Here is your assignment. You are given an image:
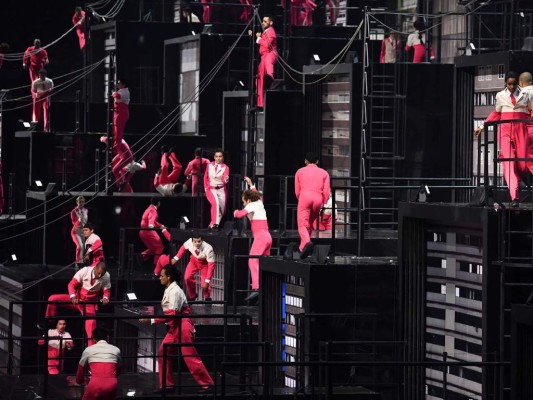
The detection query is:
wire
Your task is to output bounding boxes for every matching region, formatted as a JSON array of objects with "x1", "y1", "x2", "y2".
[
  {"x1": 1, "y1": 60, "x2": 104, "y2": 111},
  {"x1": 2, "y1": 58, "x2": 107, "y2": 93},
  {"x1": 2, "y1": 24, "x2": 78, "y2": 61}
]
